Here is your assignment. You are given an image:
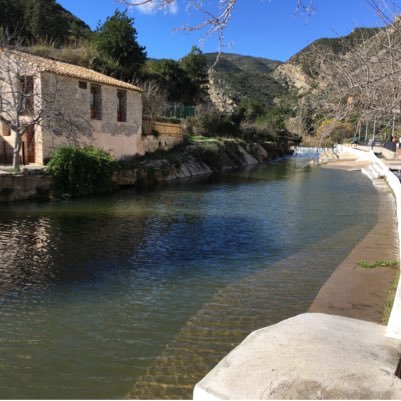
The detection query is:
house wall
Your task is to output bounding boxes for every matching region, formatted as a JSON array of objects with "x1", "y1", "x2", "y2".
[
  {"x1": 40, "y1": 73, "x2": 143, "y2": 162},
  {"x1": 0, "y1": 126, "x2": 15, "y2": 165}
]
